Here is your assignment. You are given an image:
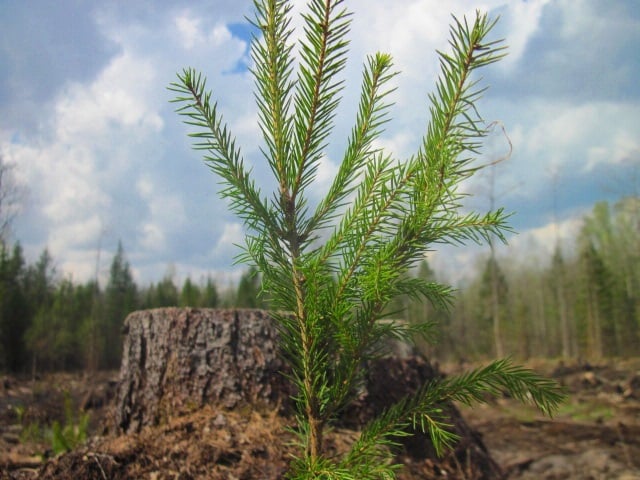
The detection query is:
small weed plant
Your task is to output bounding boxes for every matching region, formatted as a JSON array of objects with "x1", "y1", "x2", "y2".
[
  {"x1": 49, "y1": 392, "x2": 90, "y2": 455},
  {"x1": 171, "y1": 1, "x2": 566, "y2": 477},
  {"x1": 13, "y1": 392, "x2": 89, "y2": 455},
  {"x1": 13, "y1": 404, "x2": 45, "y2": 444}
]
